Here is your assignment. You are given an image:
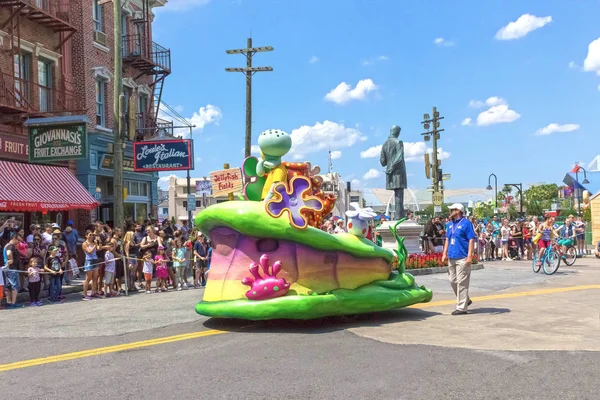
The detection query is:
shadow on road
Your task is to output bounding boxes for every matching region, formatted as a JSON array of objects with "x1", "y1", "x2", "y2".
[
  {"x1": 469, "y1": 307, "x2": 511, "y2": 315},
  {"x1": 203, "y1": 308, "x2": 441, "y2": 334}
]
